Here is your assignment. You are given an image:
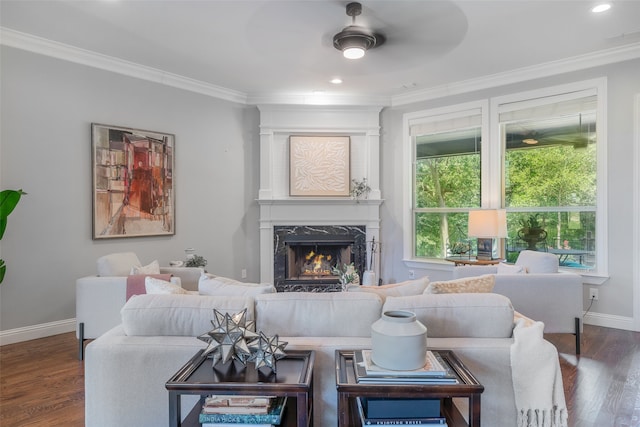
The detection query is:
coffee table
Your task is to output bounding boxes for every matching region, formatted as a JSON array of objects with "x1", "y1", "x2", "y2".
[
  {"x1": 335, "y1": 349, "x2": 484, "y2": 427},
  {"x1": 166, "y1": 349, "x2": 315, "y2": 427}
]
